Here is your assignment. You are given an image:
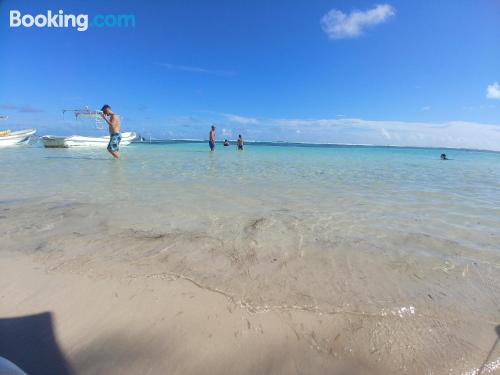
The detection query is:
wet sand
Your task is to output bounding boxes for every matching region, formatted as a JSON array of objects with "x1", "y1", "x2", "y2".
[
  {"x1": 1, "y1": 250, "x2": 497, "y2": 375},
  {"x1": 1, "y1": 200, "x2": 499, "y2": 374},
  {"x1": 1, "y1": 145, "x2": 500, "y2": 374},
  {"x1": 2, "y1": 254, "x2": 378, "y2": 375}
]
